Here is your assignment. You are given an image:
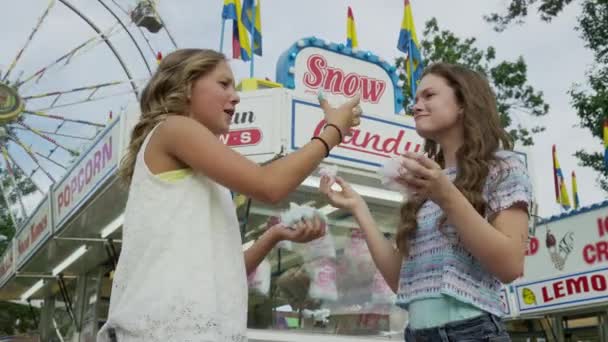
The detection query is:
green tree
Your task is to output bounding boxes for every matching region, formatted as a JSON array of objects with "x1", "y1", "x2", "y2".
[
  {"x1": 485, "y1": 0, "x2": 574, "y2": 32},
  {"x1": 396, "y1": 18, "x2": 549, "y2": 146},
  {"x1": 0, "y1": 165, "x2": 40, "y2": 336},
  {"x1": 0, "y1": 164, "x2": 37, "y2": 255},
  {"x1": 0, "y1": 301, "x2": 39, "y2": 336},
  {"x1": 487, "y1": 0, "x2": 608, "y2": 191}
]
